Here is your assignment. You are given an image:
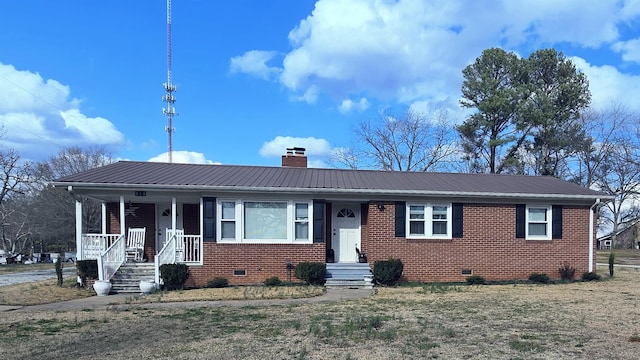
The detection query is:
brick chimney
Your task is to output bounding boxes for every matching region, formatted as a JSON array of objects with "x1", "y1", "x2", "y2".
[{"x1": 282, "y1": 147, "x2": 307, "y2": 168}]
